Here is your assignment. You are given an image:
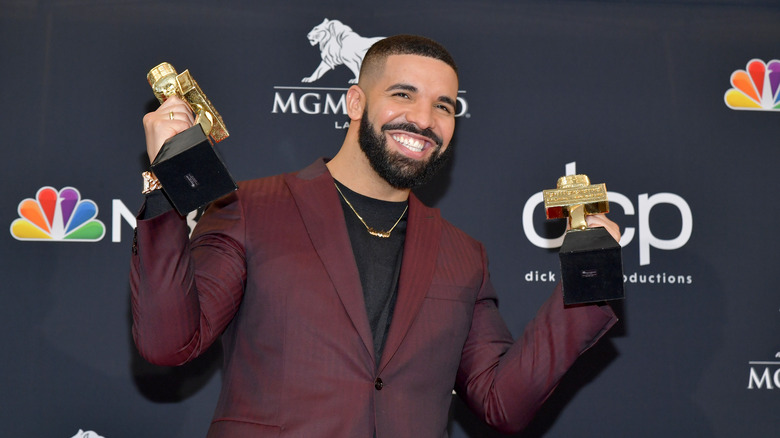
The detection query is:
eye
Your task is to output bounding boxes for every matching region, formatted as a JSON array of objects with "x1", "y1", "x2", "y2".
[
  {"x1": 436, "y1": 103, "x2": 454, "y2": 114},
  {"x1": 393, "y1": 92, "x2": 411, "y2": 99}
]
